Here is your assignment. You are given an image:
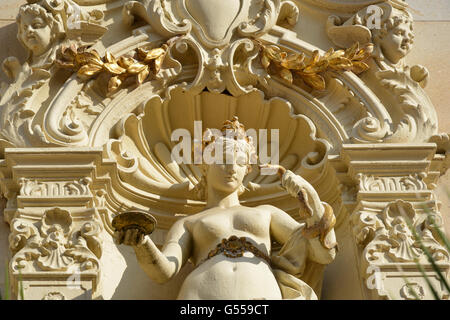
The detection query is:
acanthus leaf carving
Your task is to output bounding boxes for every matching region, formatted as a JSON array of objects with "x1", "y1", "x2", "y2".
[
  {"x1": 376, "y1": 68, "x2": 437, "y2": 143},
  {"x1": 122, "y1": 0, "x2": 192, "y2": 38},
  {"x1": 276, "y1": 1, "x2": 299, "y2": 29}
]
